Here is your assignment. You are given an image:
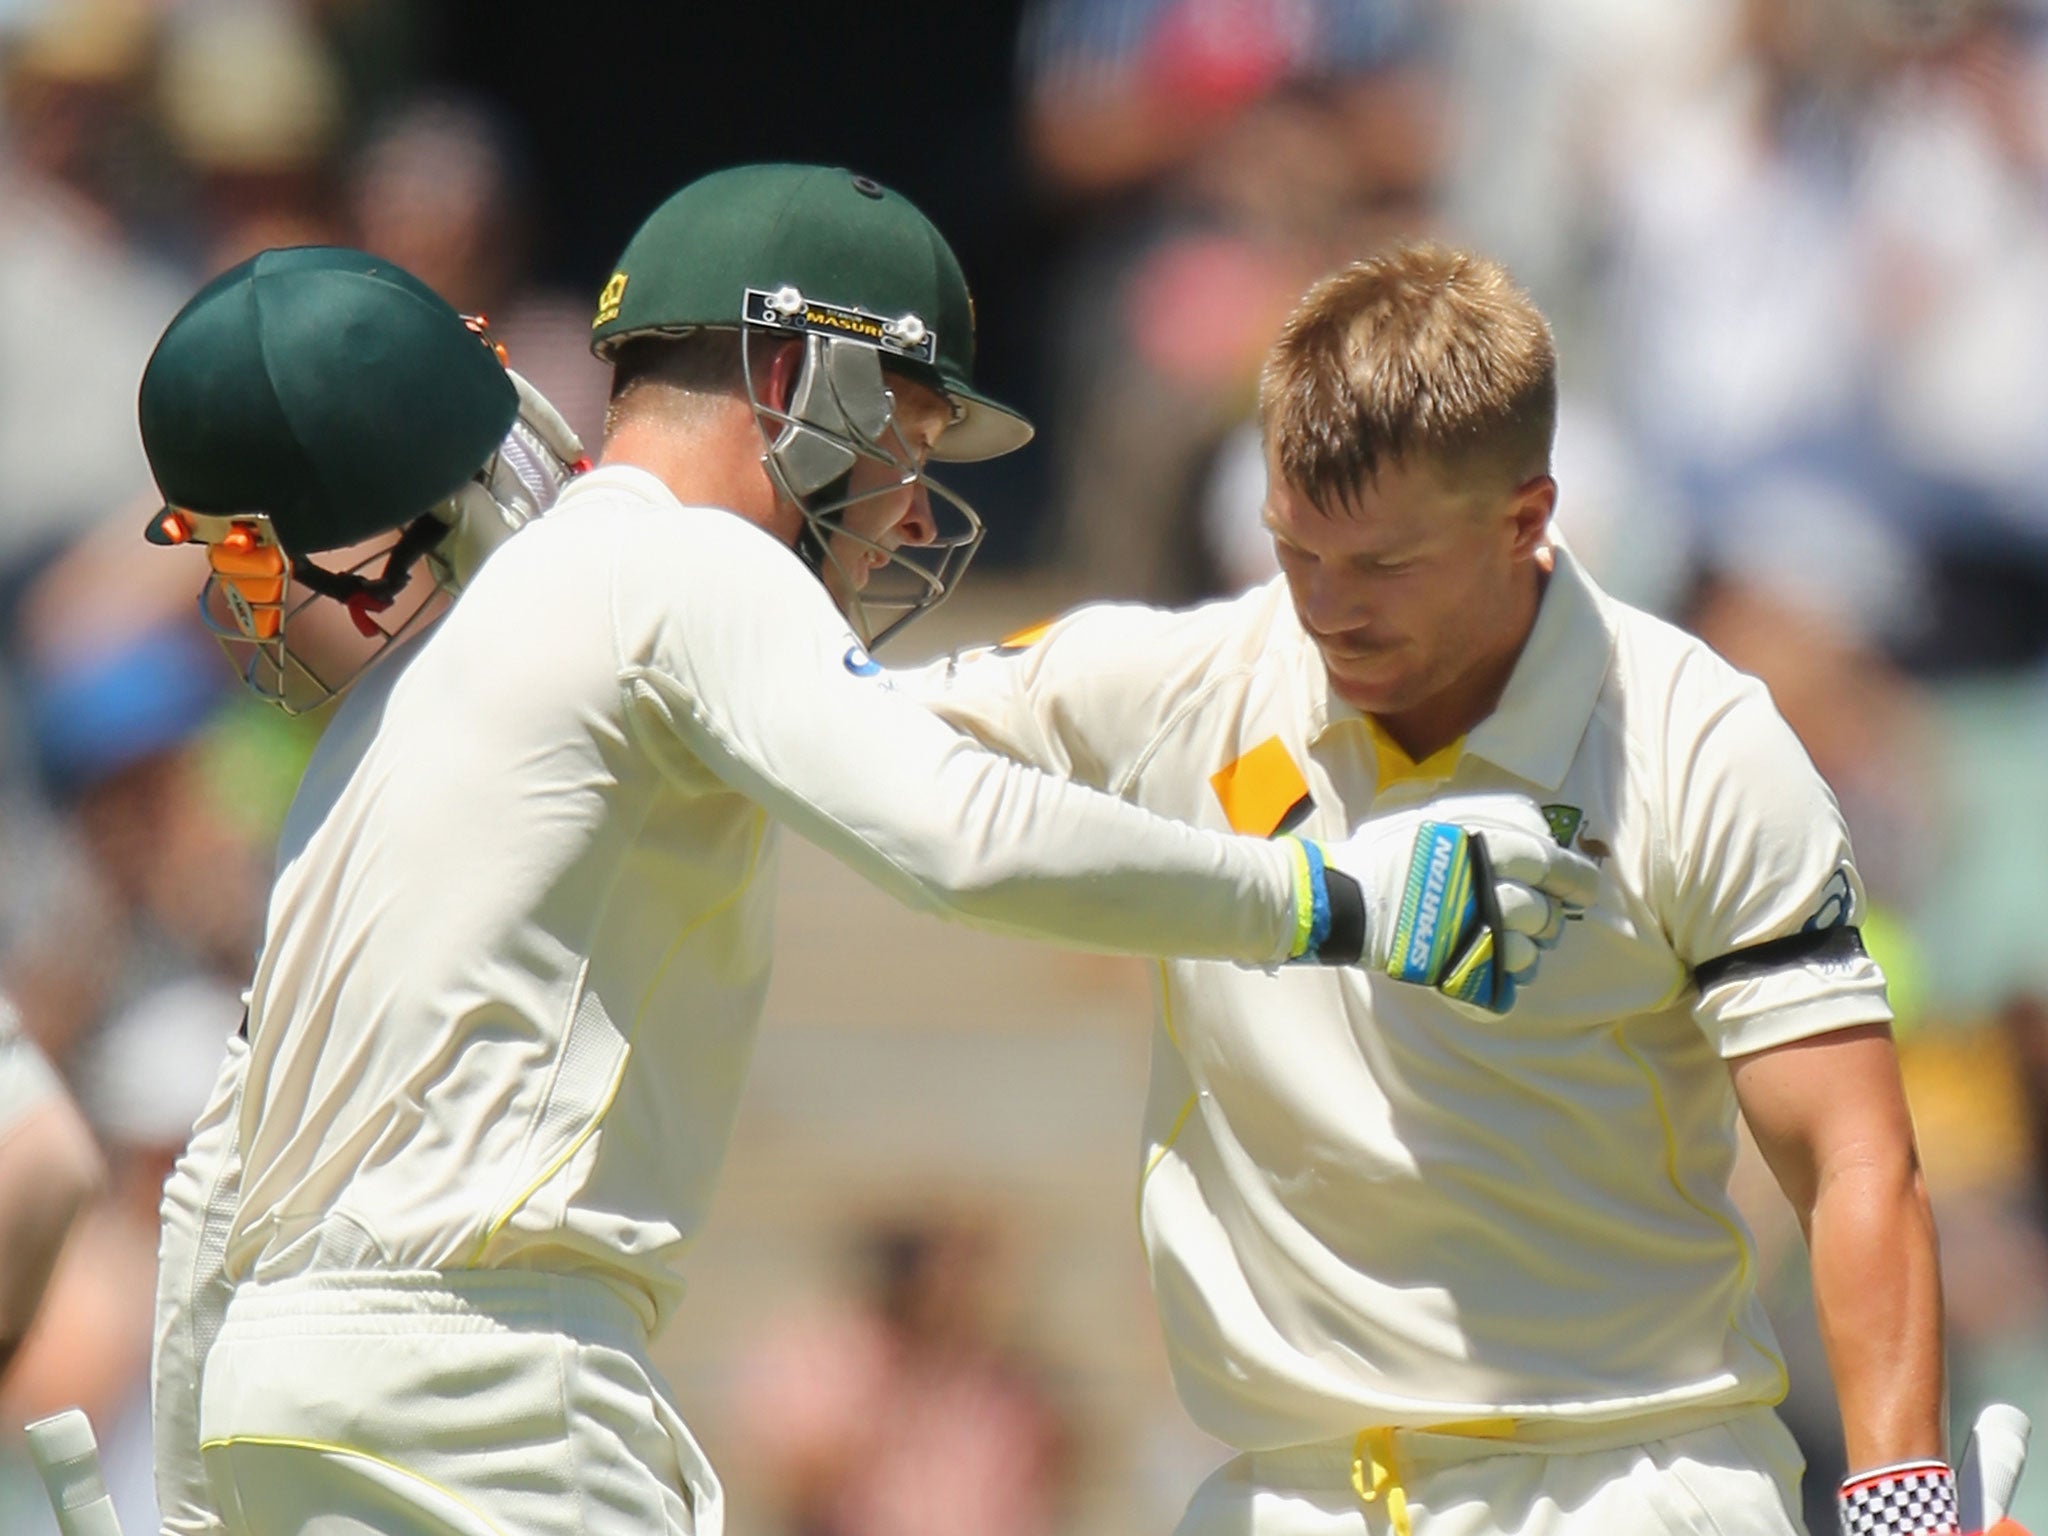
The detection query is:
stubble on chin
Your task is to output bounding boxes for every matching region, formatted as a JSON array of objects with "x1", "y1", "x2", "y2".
[{"x1": 1324, "y1": 663, "x2": 1403, "y2": 716}]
